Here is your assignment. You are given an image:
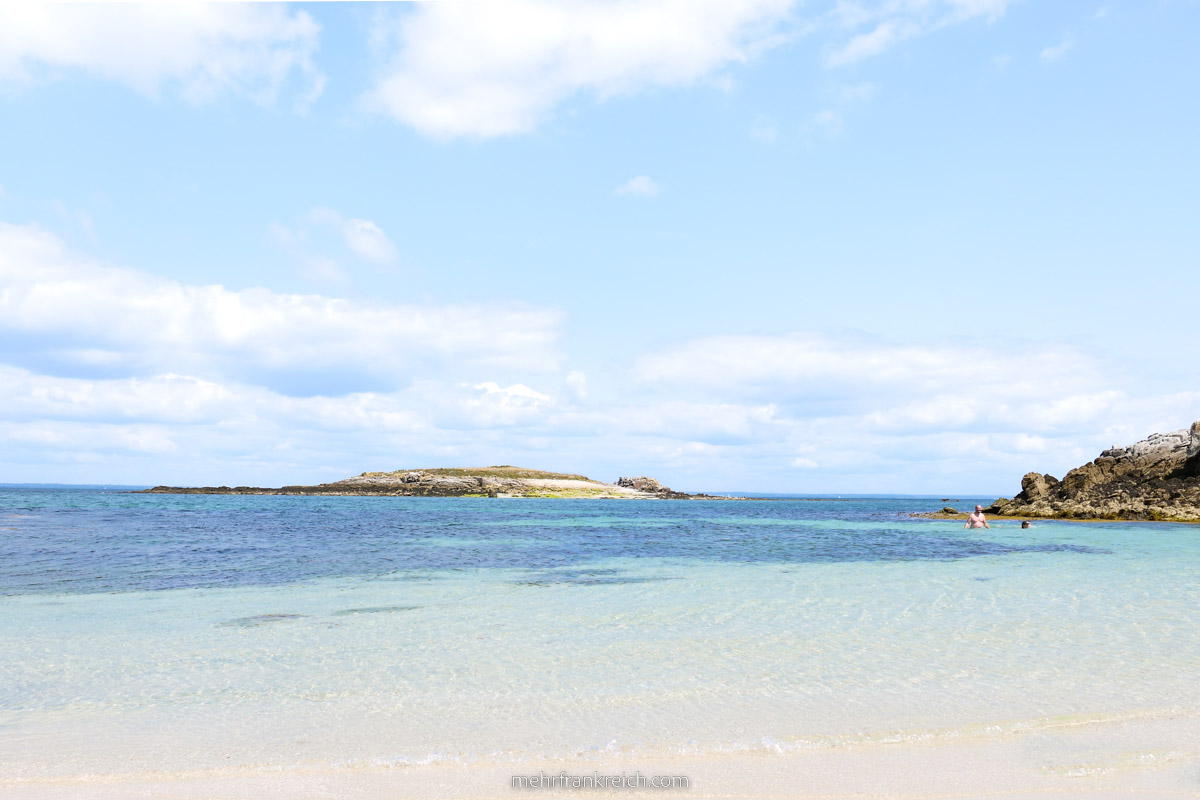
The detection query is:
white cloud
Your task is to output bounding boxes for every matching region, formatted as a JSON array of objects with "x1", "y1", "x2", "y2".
[
  {"x1": 465, "y1": 382, "x2": 556, "y2": 426},
  {"x1": 825, "y1": 0, "x2": 1016, "y2": 67},
  {"x1": 358, "y1": 0, "x2": 1019, "y2": 138},
  {"x1": 563, "y1": 401, "x2": 780, "y2": 443},
  {"x1": 0, "y1": 4, "x2": 324, "y2": 108},
  {"x1": 1, "y1": 345, "x2": 1196, "y2": 493},
  {"x1": 341, "y1": 219, "x2": 397, "y2": 264},
  {"x1": 272, "y1": 208, "x2": 399, "y2": 279},
  {"x1": 634, "y1": 333, "x2": 1097, "y2": 395},
  {"x1": 0, "y1": 222, "x2": 563, "y2": 387},
  {"x1": 942, "y1": 0, "x2": 1013, "y2": 24},
  {"x1": 811, "y1": 108, "x2": 844, "y2": 137},
  {"x1": 614, "y1": 176, "x2": 661, "y2": 197},
  {"x1": 1040, "y1": 36, "x2": 1074, "y2": 62},
  {"x1": 362, "y1": 0, "x2": 795, "y2": 138},
  {"x1": 750, "y1": 115, "x2": 779, "y2": 143},
  {"x1": 827, "y1": 20, "x2": 914, "y2": 67},
  {"x1": 565, "y1": 370, "x2": 588, "y2": 401},
  {"x1": 620, "y1": 330, "x2": 1200, "y2": 489},
  {"x1": 838, "y1": 82, "x2": 878, "y2": 102},
  {"x1": 307, "y1": 207, "x2": 398, "y2": 264}
]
